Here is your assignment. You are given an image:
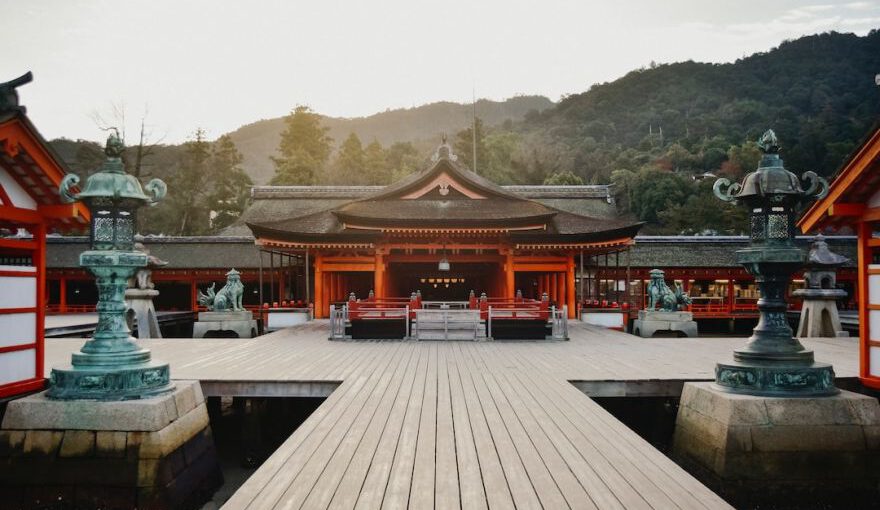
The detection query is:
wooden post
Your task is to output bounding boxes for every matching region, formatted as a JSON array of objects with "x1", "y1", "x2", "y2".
[
  {"x1": 314, "y1": 251, "x2": 324, "y2": 318},
  {"x1": 59, "y1": 276, "x2": 67, "y2": 313},
  {"x1": 566, "y1": 254, "x2": 576, "y2": 318},
  {"x1": 190, "y1": 280, "x2": 198, "y2": 312},
  {"x1": 505, "y1": 250, "x2": 515, "y2": 298},
  {"x1": 726, "y1": 277, "x2": 735, "y2": 315},
  {"x1": 857, "y1": 221, "x2": 871, "y2": 384},
  {"x1": 374, "y1": 250, "x2": 385, "y2": 298},
  {"x1": 34, "y1": 222, "x2": 45, "y2": 381}
]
